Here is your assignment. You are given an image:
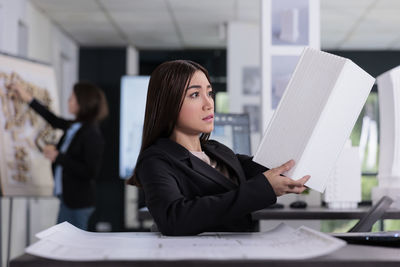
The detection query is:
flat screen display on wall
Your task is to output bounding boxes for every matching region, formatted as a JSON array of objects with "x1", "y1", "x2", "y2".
[{"x1": 119, "y1": 76, "x2": 150, "y2": 179}]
